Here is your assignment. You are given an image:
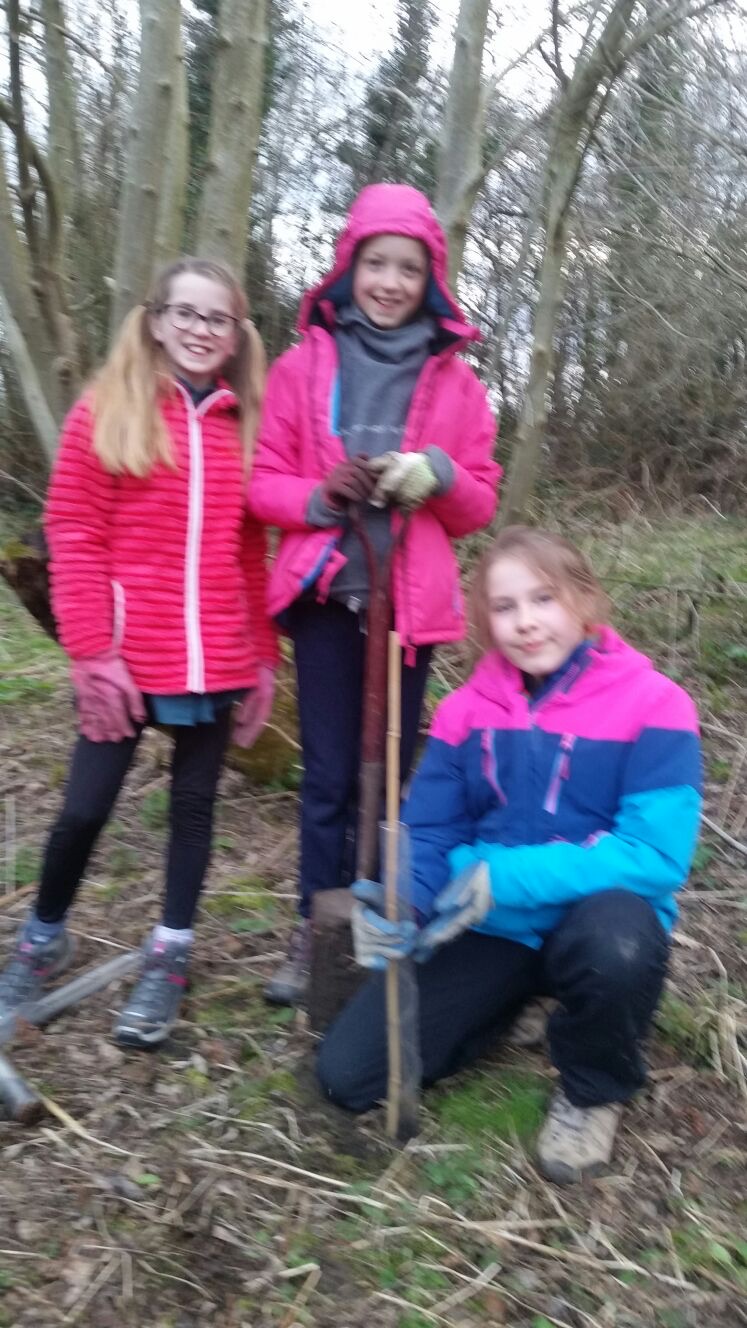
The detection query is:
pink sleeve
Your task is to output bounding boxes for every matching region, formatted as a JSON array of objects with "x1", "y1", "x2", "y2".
[
  {"x1": 426, "y1": 370, "x2": 500, "y2": 538},
  {"x1": 45, "y1": 398, "x2": 116, "y2": 660},
  {"x1": 247, "y1": 353, "x2": 321, "y2": 531},
  {"x1": 241, "y1": 514, "x2": 280, "y2": 668}
]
